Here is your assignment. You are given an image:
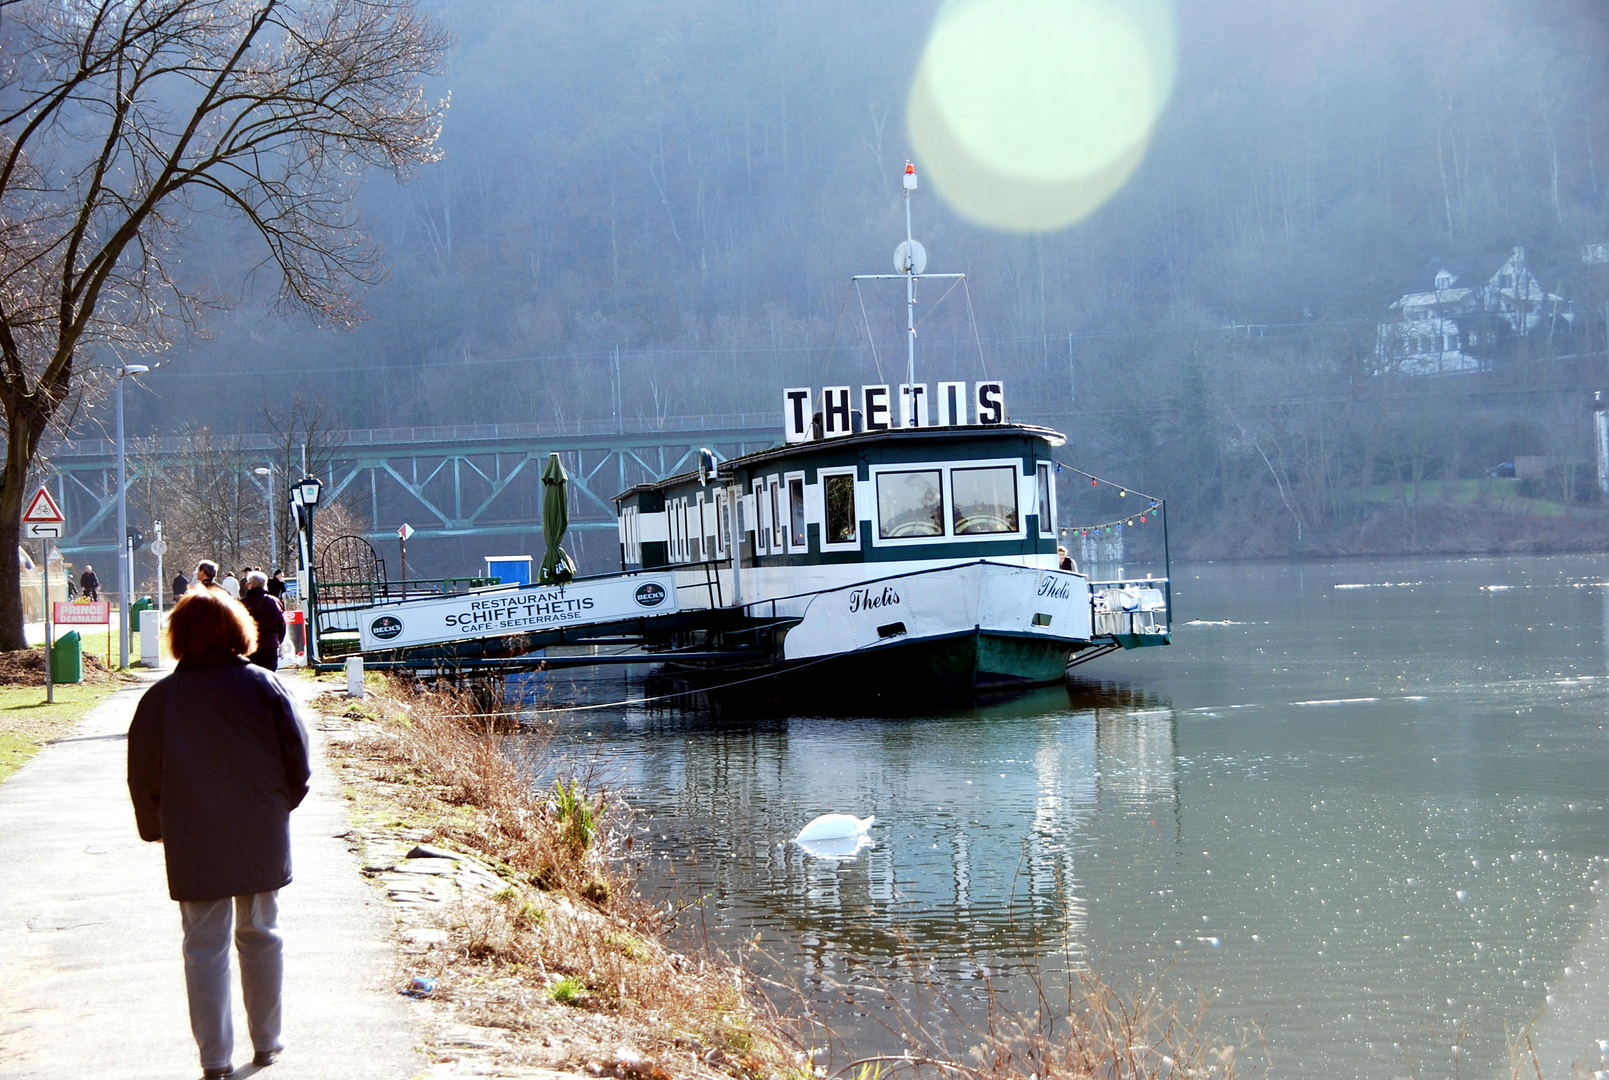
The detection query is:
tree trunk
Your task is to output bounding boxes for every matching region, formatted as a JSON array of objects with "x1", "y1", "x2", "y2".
[
  {"x1": 0, "y1": 359, "x2": 71, "y2": 652},
  {"x1": 0, "y1": 407, "x2": 46, "y2": 651}
]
